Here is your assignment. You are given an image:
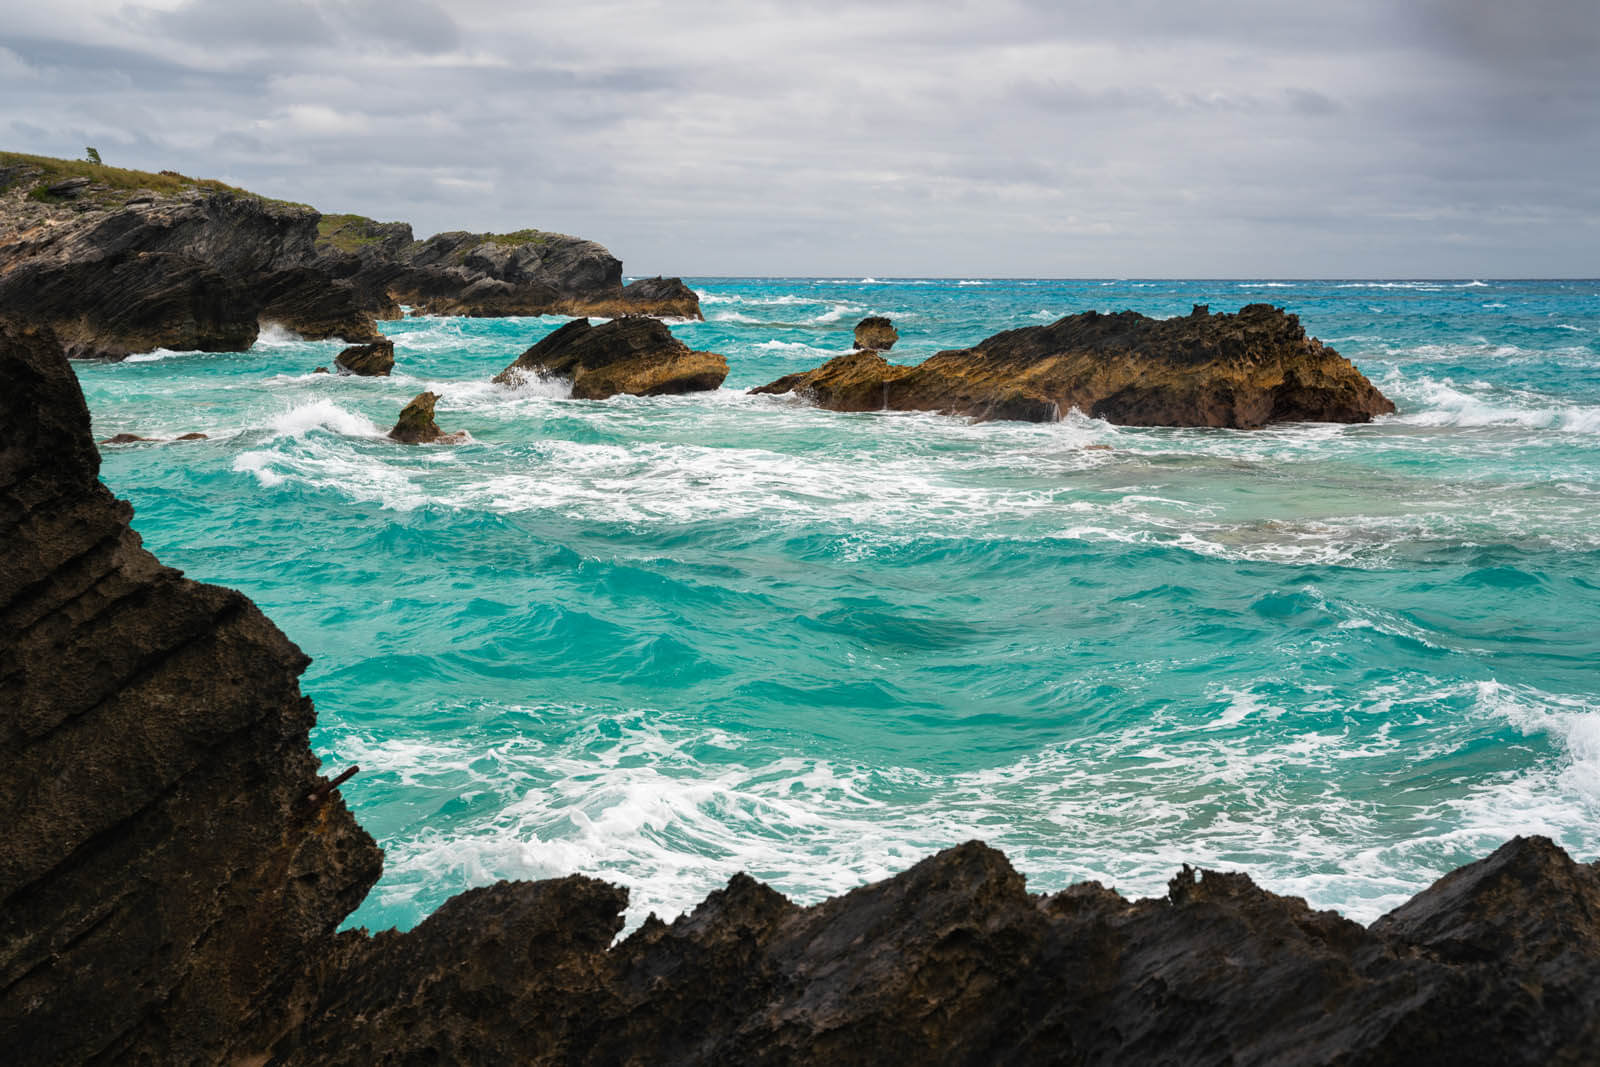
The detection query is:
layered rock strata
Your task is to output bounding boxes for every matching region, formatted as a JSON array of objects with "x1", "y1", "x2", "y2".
[
  {"x1": 0, "y1": 318, "x2": 383, "y2": 1064},
  {"x1": 0, "y1": 152, "x2": 701, "y2": 363},
  {"x1": 493, "y1": 317, "x2": 729, "y2": 399},
  {"x1": 755, "y1": 303, "x2": 1395, "y2": 428},
  {"x1": 5, "y1": 318, "x2": 1599, "y2": 1065}
]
